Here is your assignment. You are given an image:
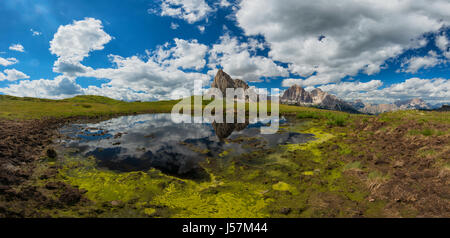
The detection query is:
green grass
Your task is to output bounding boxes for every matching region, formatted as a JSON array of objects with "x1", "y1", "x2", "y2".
[
  {"x1": 409, "y1": 128, "x2": 435, "y2": 136},
  {"x1": 326, "y1": 113, "x2": 349, "y2": 127},
  {"x1": 296, "y1": 110, "x2": 351, "y2": 127},
  {"x1": 379, "y1": 110, "x2": 450, "y2": 124},
  {"x1": 343, "y1": 161, "x2": 362, "y2": 171},
  {"x1": 296, "y1": 111, "x2": 322, "y2": 119},
  {"x1": 1, "y1": 94, "x2": 448, "y2": 131},
  {"x1": 0, "y1": 95, "x2": 180, "y2": 119},
  {"x1": 0, "y1": 94, "x2": 358, "y2": 120}
]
